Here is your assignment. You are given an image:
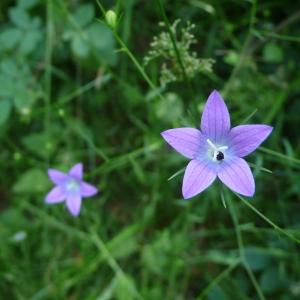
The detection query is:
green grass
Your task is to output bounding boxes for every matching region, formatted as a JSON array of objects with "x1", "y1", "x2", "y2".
[{"x1": 1, "y1": 0, "x2": 300, "y2": 299}]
